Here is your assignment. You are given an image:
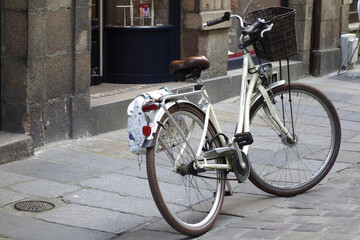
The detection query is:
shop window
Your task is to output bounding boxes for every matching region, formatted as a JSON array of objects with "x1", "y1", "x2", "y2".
[
  {"x1": 349, "y1": 1, "x2": 359, "y2": 24},
  {"x1": 106, "y1": 0, "x2": 170, "y2": 26}
]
